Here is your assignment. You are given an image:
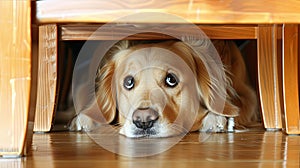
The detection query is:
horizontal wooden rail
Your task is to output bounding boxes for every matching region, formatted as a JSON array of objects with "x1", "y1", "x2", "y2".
[
  {"x1": 36, "y1": 0, "x2": 300, "y2": 24},
  {"x1": 60, "y1": 24, "x2": 258, "y2": 41}
]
